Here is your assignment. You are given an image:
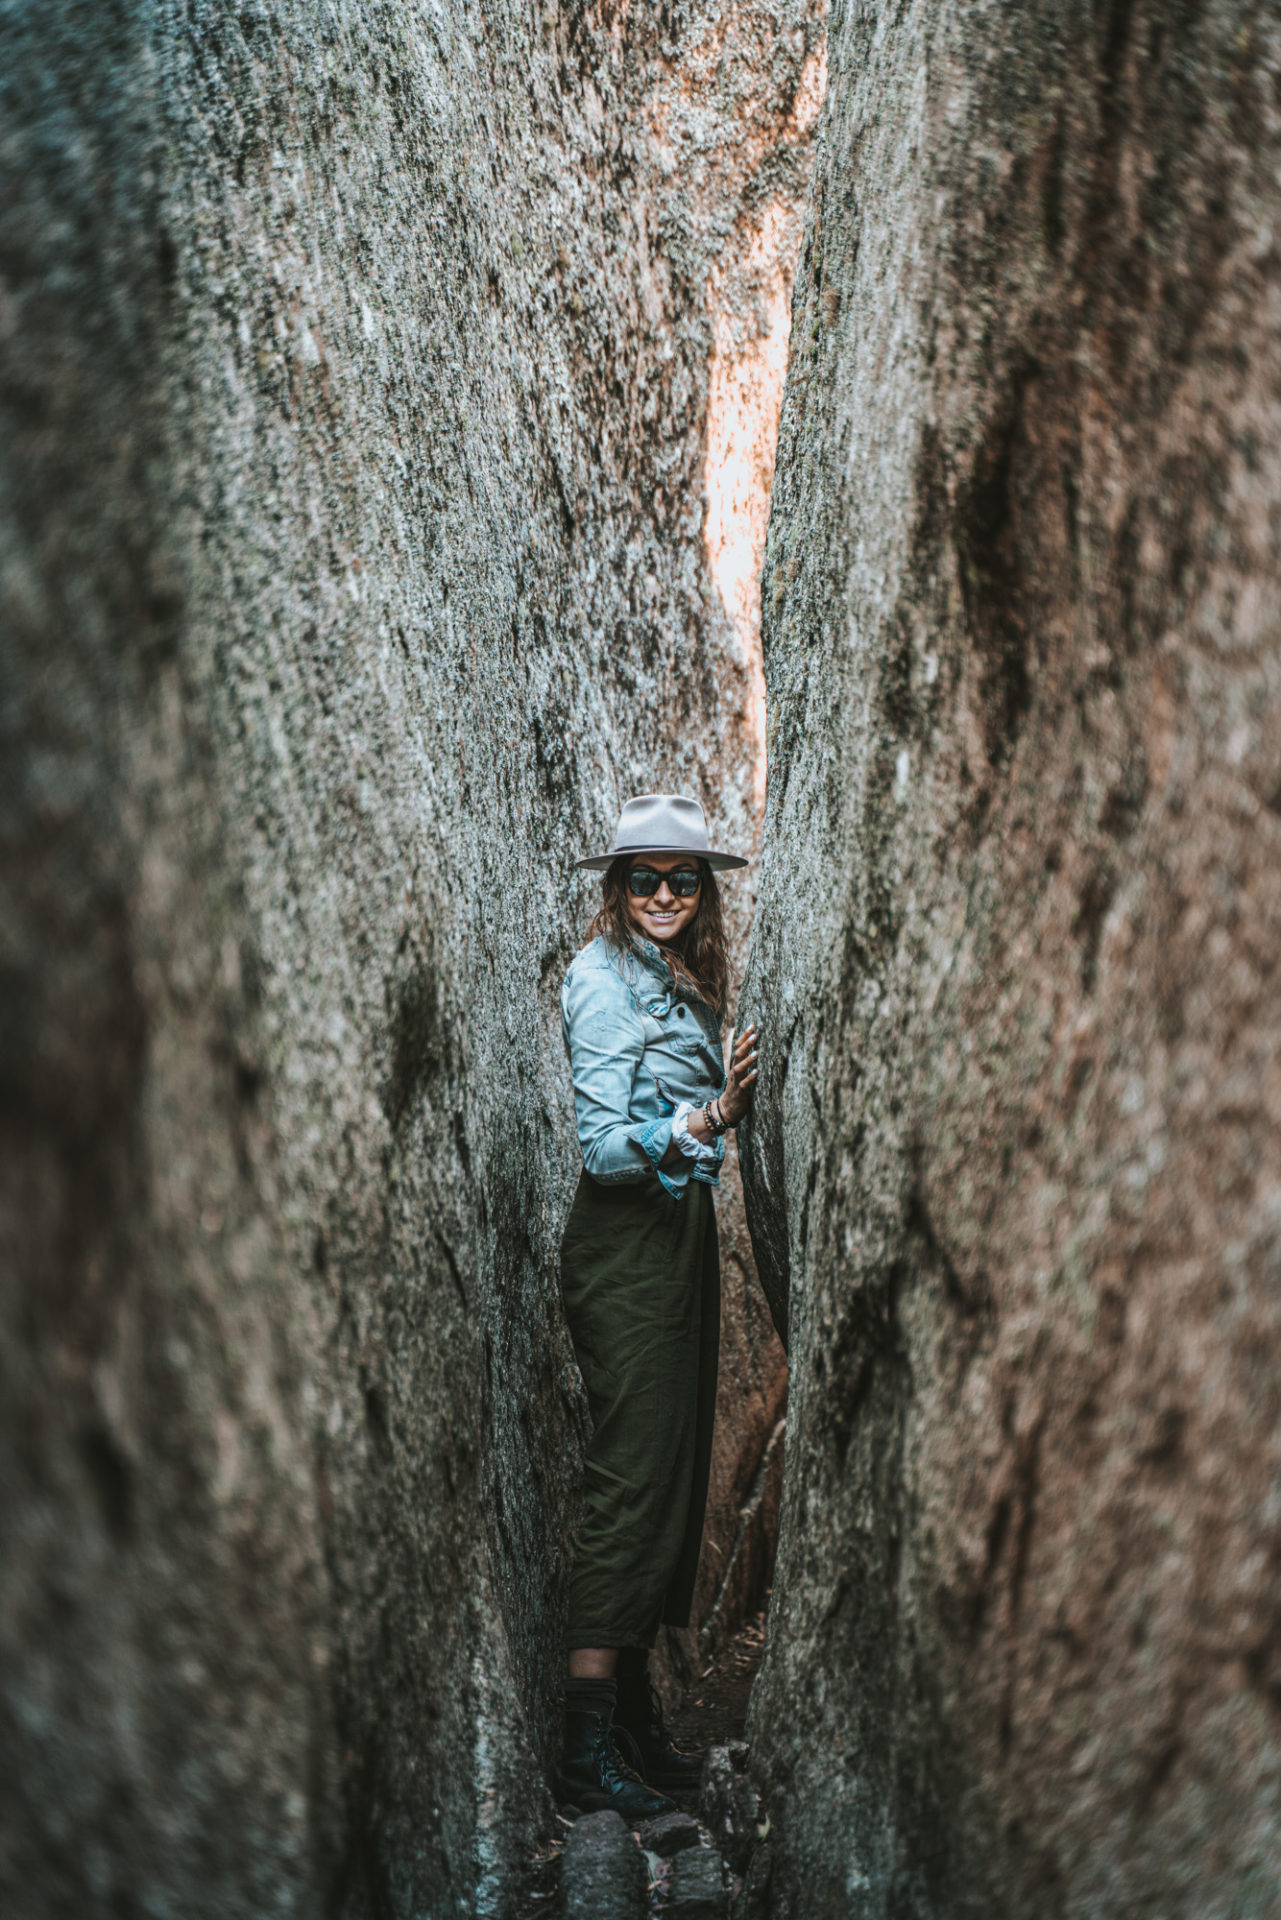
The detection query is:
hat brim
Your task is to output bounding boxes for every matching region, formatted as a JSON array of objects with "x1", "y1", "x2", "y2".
[{"x1": 576, "y1": 845, "x2": 748, "y2": 872}]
